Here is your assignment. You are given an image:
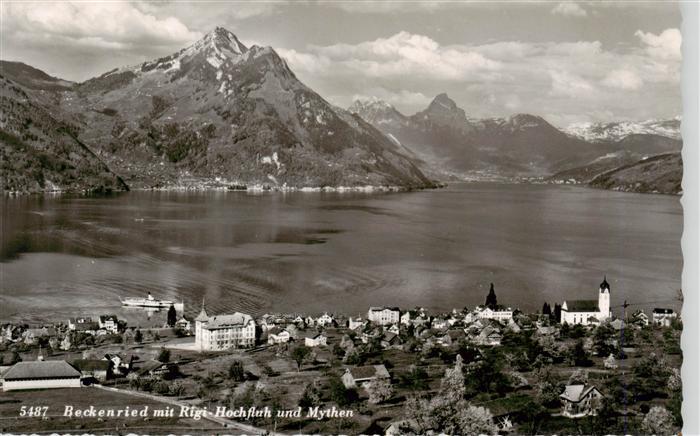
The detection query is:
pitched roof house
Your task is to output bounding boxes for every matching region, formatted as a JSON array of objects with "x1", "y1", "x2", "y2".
[
  {"x1": 2, "y1": 360, "x2": 82, "y2": 391},
  {"x1": 342, "y1": 364, "x2": 390, "y2": 389},
  {"x1": 560, "y1": 384, "x2": 603, "y2": 418}
]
